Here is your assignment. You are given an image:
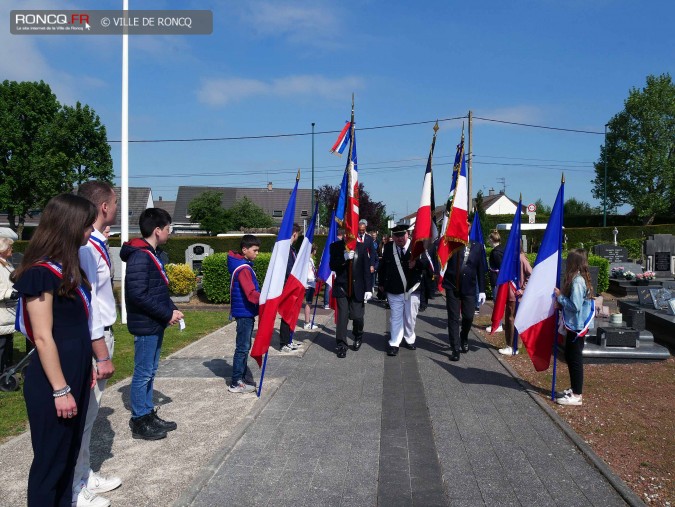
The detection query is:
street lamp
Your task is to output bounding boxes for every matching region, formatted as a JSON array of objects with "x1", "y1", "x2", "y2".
[
  {"x1": 311, "y1": 122, "x2": 315, "y2": 216},
  {"x1": 603, "y1": 123, "x2": 608, "y2": 227}
]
